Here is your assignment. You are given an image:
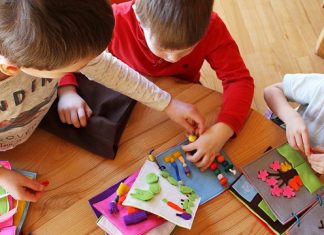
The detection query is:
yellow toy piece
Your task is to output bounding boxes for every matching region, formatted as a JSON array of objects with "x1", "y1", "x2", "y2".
[
  {"x1": 173, "y1": 151, "x2": 182, "y2": 158},
  {"x1": 188, "y1": 134, "x2": 197, "y2": 143},
  {"x1": 280, "y1": 162, "x2": 292, "y2": 172},
  {"x1": 116, "y1": 182, "x2": 130, "y2": 196},
  {"x1": 164, "y1": 155, "x2": 175, "y2": 163},
  {"x1": 148, "y1": 154, "x2": 155, "y2": 162}
]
